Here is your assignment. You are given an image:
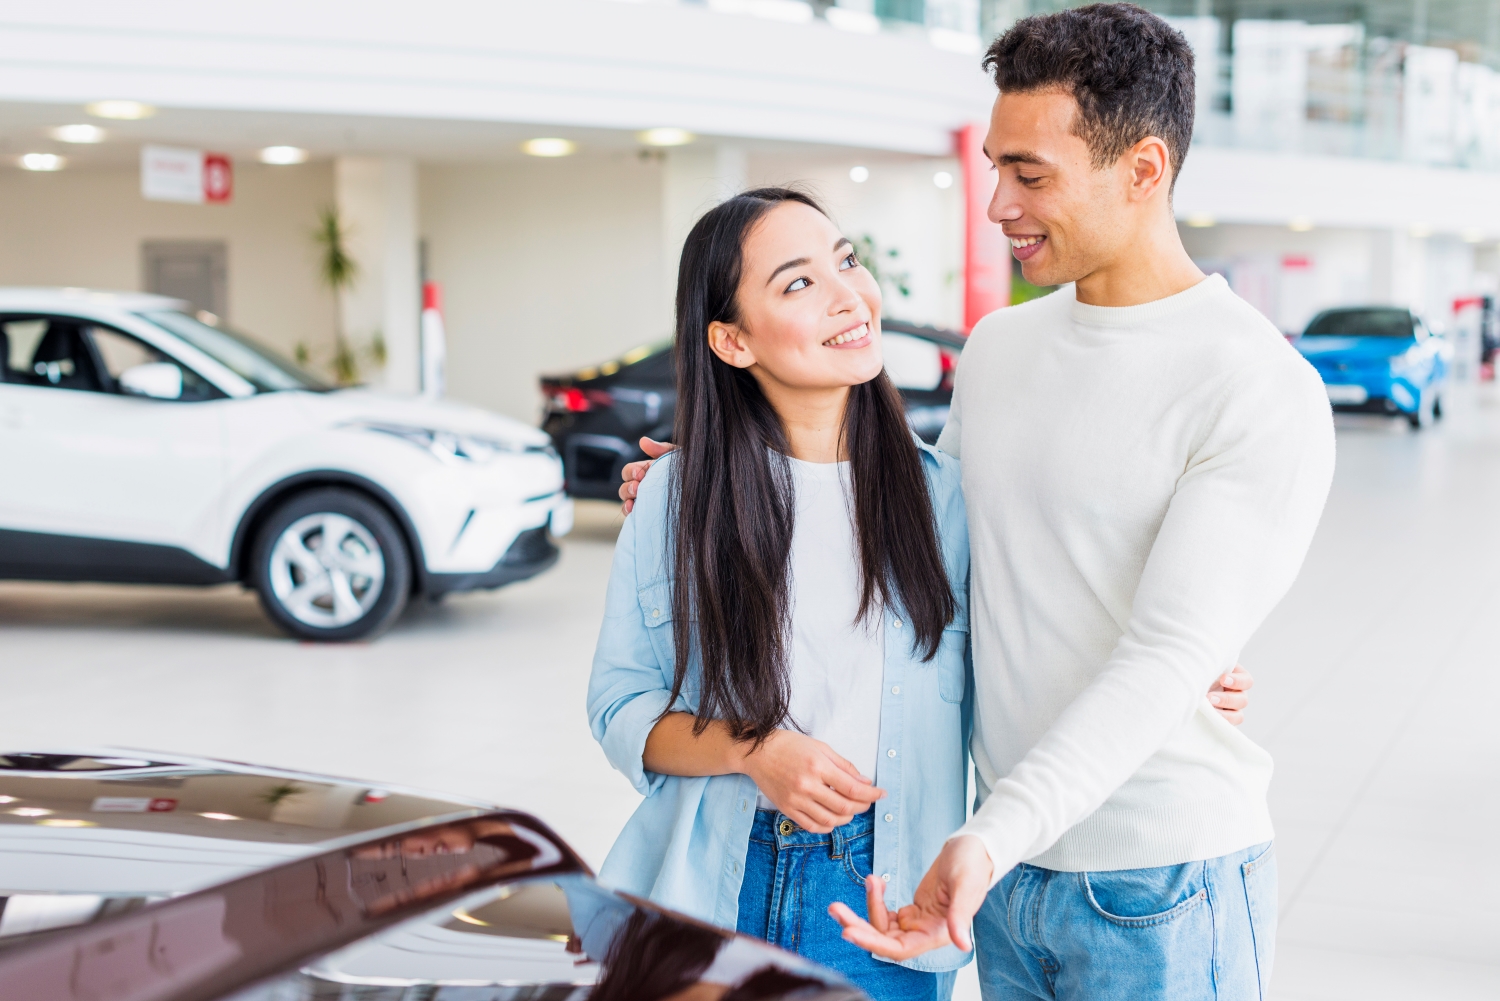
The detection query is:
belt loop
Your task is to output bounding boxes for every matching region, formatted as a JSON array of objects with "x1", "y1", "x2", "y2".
[{"x1": 830, "y1": 819, "x2": 845, "y2": 859}]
